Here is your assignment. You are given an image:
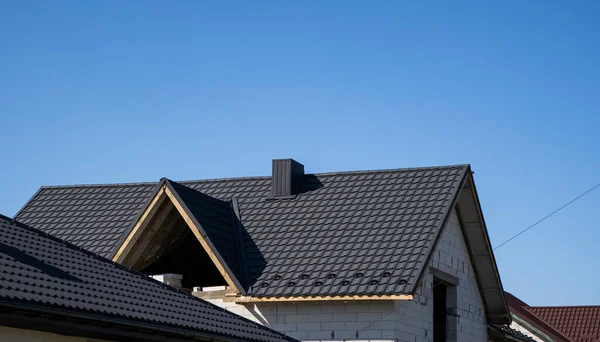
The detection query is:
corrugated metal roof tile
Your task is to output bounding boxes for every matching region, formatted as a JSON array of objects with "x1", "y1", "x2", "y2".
[
  {"x1": 0, "y1": 215, "x2": 295, "y2": 342},
  {"x1": 16, "y1": 165, "x2": 468, "y2": 298}
]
